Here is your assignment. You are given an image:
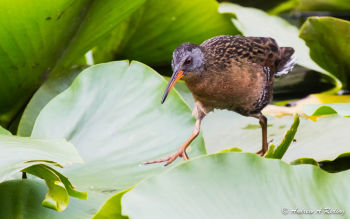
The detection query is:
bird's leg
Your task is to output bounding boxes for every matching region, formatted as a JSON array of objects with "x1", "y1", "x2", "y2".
[
  {"x1": 144, "y1": 117, "x2": 203, "y2": 166},
  {"x1": 145, "y1": 104, "x2": 206, "y2": 166},
  {"x1": 256, "y1": 114, "x2": 268, "y2": 156}
]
